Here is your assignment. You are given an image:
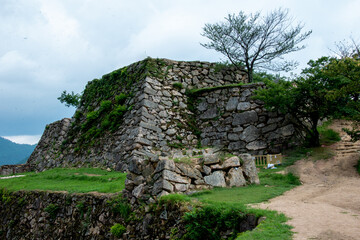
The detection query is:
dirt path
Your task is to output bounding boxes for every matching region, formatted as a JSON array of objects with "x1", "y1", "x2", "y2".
[{"x1": 256, "y1": 120, "x2": 360, "y2": 240}]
